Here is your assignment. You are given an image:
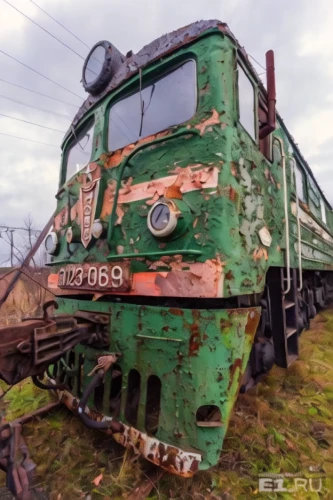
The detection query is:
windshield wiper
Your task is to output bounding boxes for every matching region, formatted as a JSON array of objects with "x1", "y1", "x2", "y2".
[
  {"x1": 71, "y1": 124, "x2": 90, "y2": 153},
  {"x1": 139, "y1": 82, "x2": 155, "y2": 137}
]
